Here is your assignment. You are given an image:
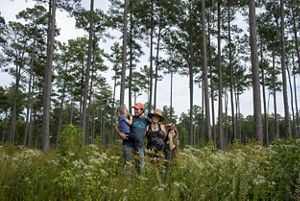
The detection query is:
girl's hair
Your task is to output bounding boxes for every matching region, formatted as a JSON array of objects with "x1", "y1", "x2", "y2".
[{"x1": 115, "y1": 105, "x2": 127, "y2": 119}]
